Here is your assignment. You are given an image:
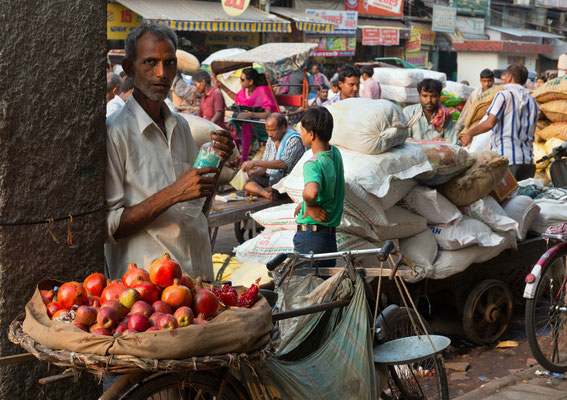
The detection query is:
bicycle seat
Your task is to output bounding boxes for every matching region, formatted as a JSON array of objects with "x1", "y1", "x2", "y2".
[{"x1": 544, "y1": 222, "x2": 567, "y2": 241}]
